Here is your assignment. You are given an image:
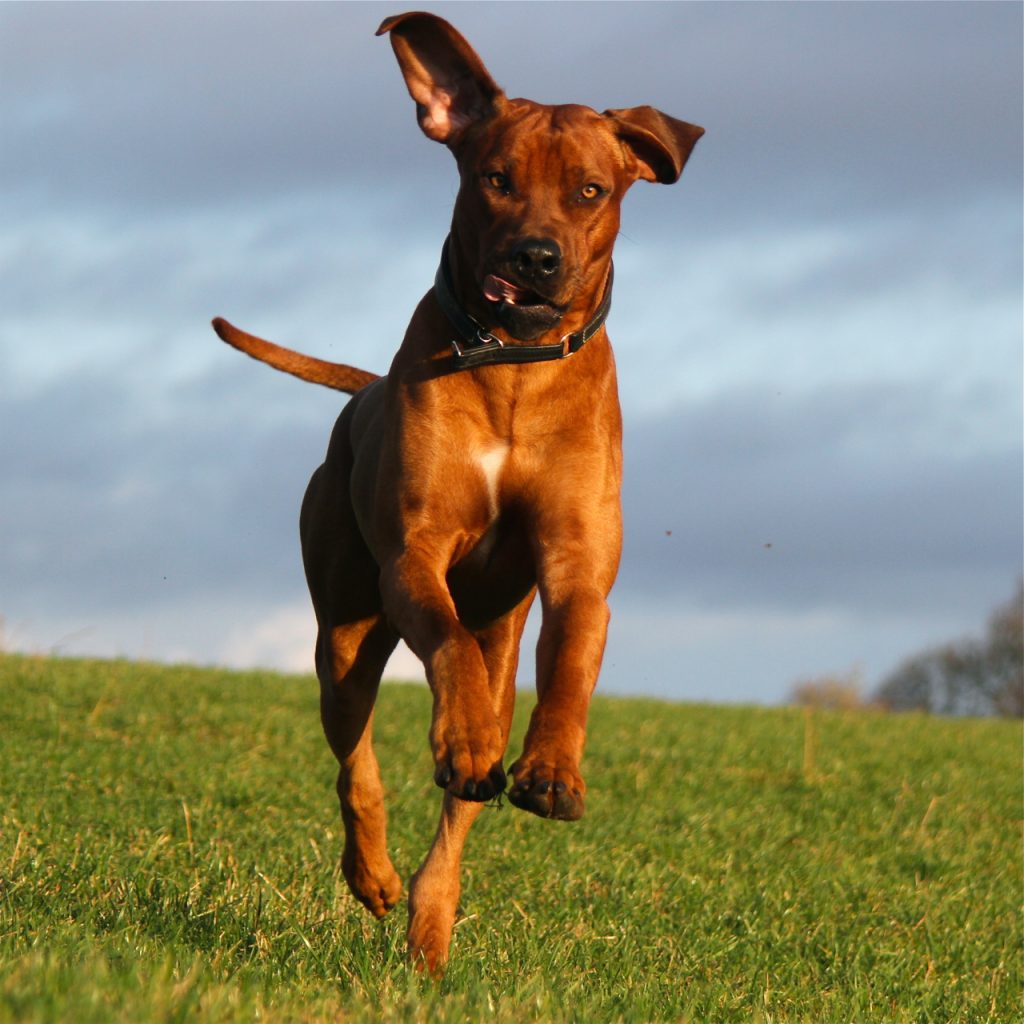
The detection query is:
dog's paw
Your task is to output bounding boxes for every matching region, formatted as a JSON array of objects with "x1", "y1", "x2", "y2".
[
  {"x1": 507, "y1": 758, "x2": 585, "y2": 820},
  {"x1": 341, "y1": 848, "x2": 403, "y2": 918},
  {"x1": 433, "y1": 759, "x2": 507, "y2": 802},
  {"x1": 430, "y1": 706, "x2": 508, "y2": 802}
]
